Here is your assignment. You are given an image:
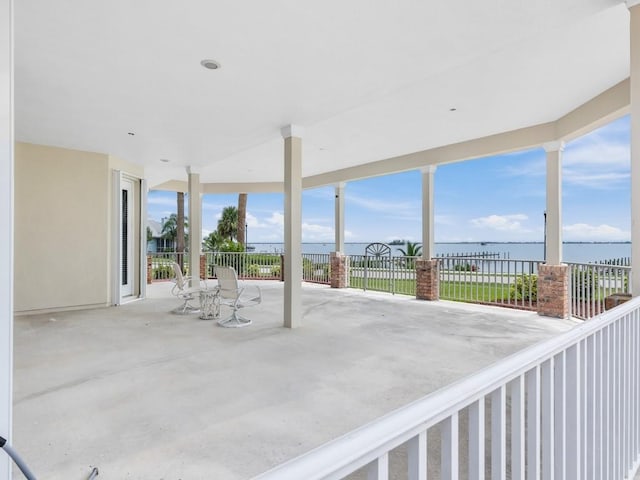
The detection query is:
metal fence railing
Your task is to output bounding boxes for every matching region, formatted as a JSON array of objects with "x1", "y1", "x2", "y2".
[
  {"x1": 254, "y1": 297, "x2": 640, "y2": 480},
  {"x1": 568, "y1": 262, "x2": 631, "y2": 320},
  {"x1": 148, "y1": 252, "x2": 190, "y2": 281},
  {"x1": 204, "y1": 252, "x2": 282, "y2": 280},
  {"x1": 302, "y1": 253, "x2": 331, "y2": 284},
  {"x1": 149, "y1": 253, "x2": 633, "y2": 321},
  {"x1": 434, "y1": 250, "x2": 505, "y2": 259},
  {"x1": 349, "y1": 255, "x2": 418, "y2": 296},
  {"x1": 439, "y1": 257, "x2": 539, "y2": 310}
]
